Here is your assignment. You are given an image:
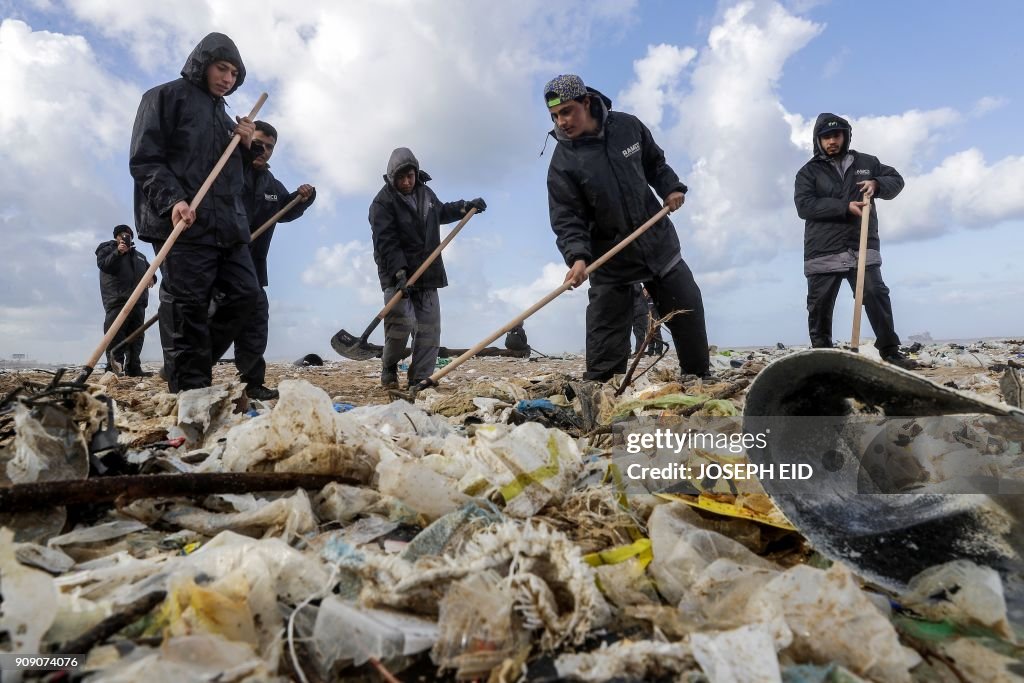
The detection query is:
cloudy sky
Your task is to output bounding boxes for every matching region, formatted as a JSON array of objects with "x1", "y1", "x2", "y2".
[{"x1": 2, "y1": 0, "x2": 1022, "y2": 364}]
